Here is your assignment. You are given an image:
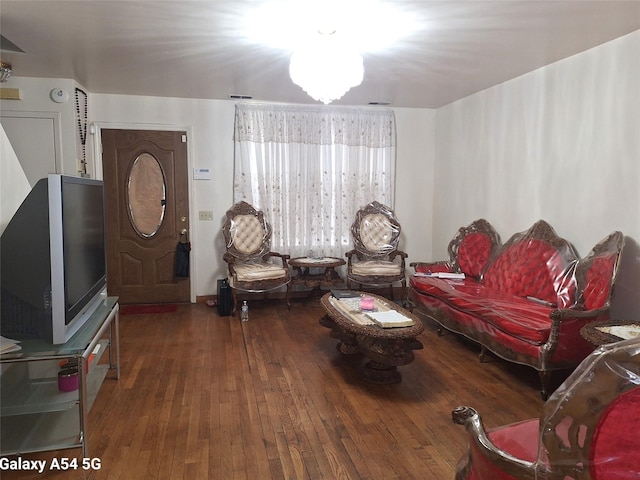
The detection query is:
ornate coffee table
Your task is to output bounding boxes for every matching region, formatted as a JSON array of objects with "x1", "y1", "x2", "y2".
[{"x1": 320, "y1": 292, "x2": 424, "y2": 384}]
